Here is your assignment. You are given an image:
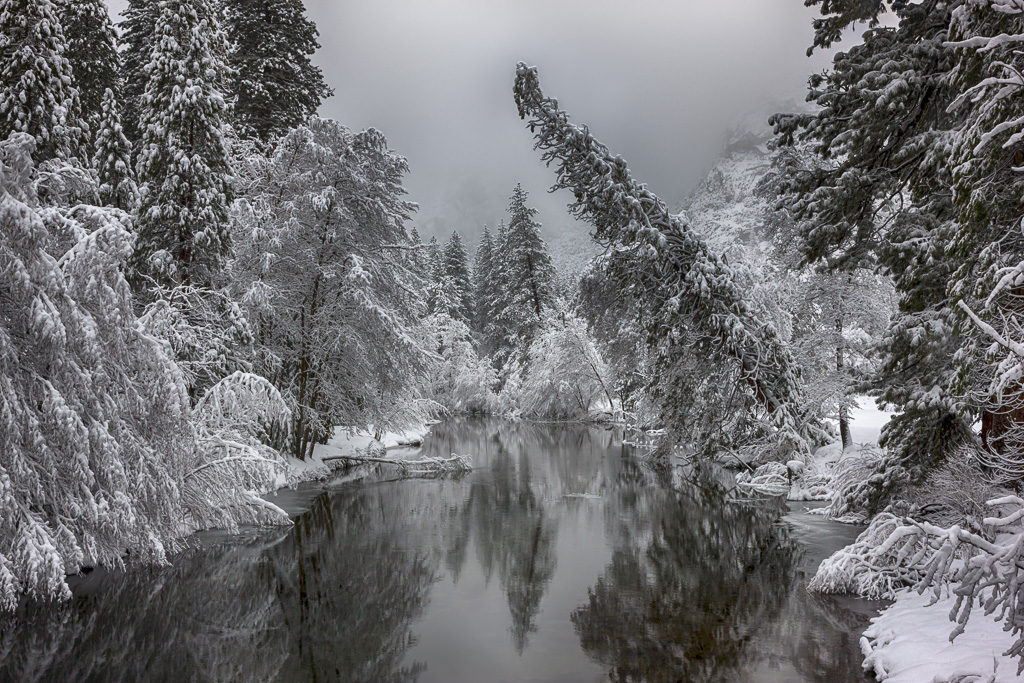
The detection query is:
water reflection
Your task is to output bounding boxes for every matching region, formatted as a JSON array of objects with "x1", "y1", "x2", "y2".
[{"x1": 0, "y1": 419, "x2": 873, "y2": 683}]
